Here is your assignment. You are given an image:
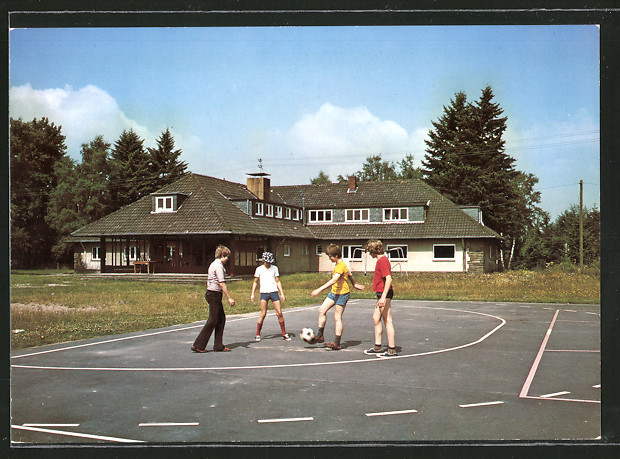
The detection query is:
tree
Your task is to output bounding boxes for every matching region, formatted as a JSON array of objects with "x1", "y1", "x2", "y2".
[
  {"x1": 109, "y1": 129, "x2": 152, "y2": 209},
  {"x1": 10, "y1": 117, "x2": 67, "y2": 268},
  {"x1": 342, "y1": 153, "x2": 423, "y2": 183},
  {"x1": 147, "y1": 128, "x2": 188, "y2": 188},
  {"x1": 310, "y1": 170, "x2": 331, "y2": 185},
  {"x1": 422, "y1": 87, "x2": 537, "y2": 269},
  {"x1": 46, "y1": 135, "x2": 113, "y2": 262},
  {"x1": 397, "y1": 154, "x2": 424, "y2": 180},
  {"x1": 546, "y1": 205, "x2": 600, "y2": 266}
]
